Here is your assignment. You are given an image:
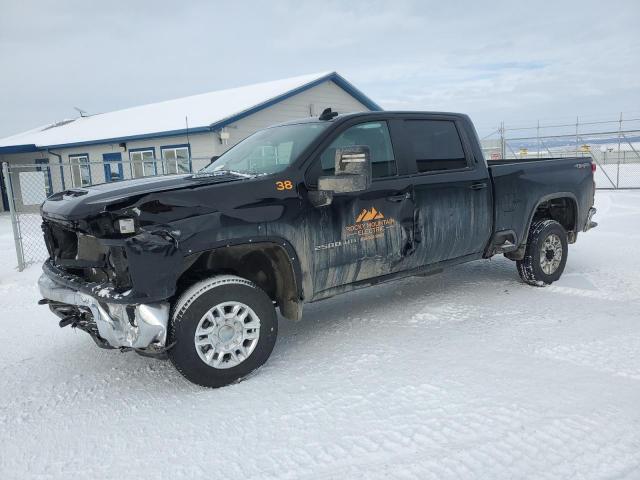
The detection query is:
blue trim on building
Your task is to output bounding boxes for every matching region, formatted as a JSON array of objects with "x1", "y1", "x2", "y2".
[
  {"x1": 0, "y1": 144, "x2": 38, "y2": 154},
  {"x1": 103, "y1": 152, "x2": 124, "y2": 182},
  {"x1": 0, "y1": 168, "x2": 8, "y2": 211},
  {"x1": 1, "y1": 72, "x2": 381, "y2": 152},
  {"x1": 160, "y1": 143, "x2": 191, "y2": 150},
  {"x1": 330, "y1": 72, "x2": 383, "y2": 110},
  {"x1": 69, "y1": 153, "x2": 92, "y2": 186}
]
